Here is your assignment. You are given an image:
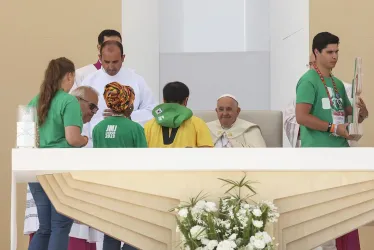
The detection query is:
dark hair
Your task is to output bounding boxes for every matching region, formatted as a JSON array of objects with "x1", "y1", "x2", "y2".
[
  {"x1": 312, "y1": 32, "x2": 339, "y2": 55},
  {"x1": 100, "y1": 40, "x2": 124, "y2": 56},
  {"x1": 163, "y1": 81, "x2": 190, "y2": 104},
  {"x1": 37, "y1": 57, "x2": 75, "y2": 126},
  {"x1": 98, "y1": 29, "x2": 122, "y2": 45}
]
